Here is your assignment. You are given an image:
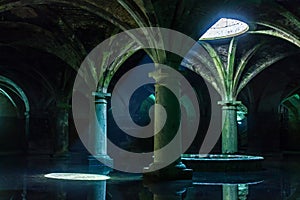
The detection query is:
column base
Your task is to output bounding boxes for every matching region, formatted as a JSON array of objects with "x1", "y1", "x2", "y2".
[
  {"x1": 143, "y1": 161, "x2": 193, "y2": 181},
  {"x1": 88, "y1": 155, "x2": 113, "y2": 175}
]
